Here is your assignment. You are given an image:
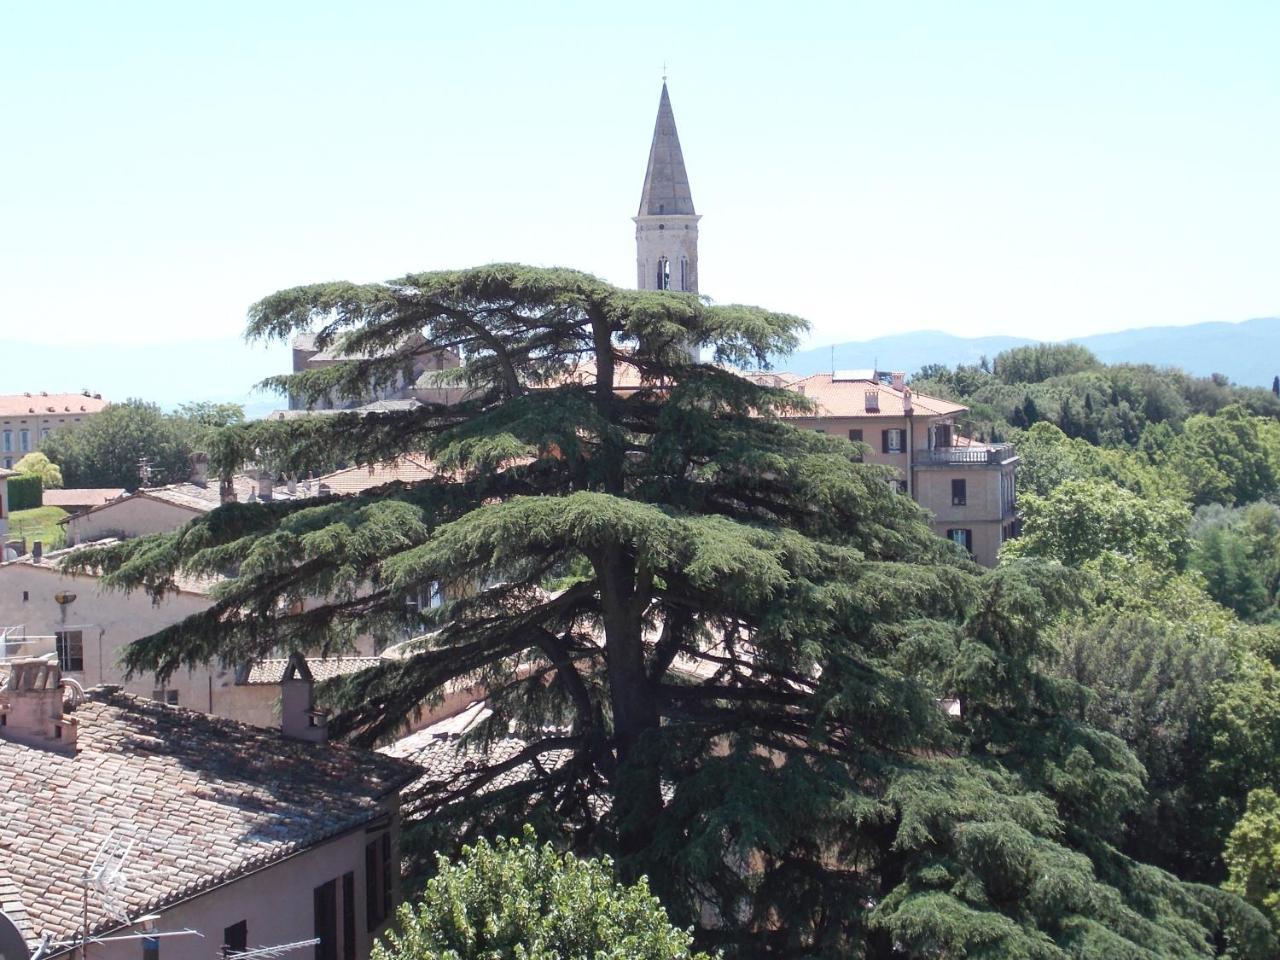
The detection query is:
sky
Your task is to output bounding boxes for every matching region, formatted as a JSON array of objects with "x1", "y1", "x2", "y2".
[{"x1": 2, "y1": 0, "x2": 1277, "y2": 362}]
